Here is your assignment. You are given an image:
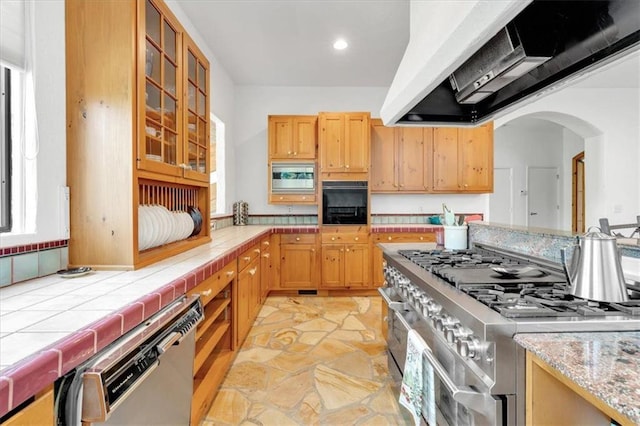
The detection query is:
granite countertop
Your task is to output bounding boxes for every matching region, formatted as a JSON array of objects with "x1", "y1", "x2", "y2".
[{"x1": 515, "y1": 332, "x2": 640, "y2": 424}]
